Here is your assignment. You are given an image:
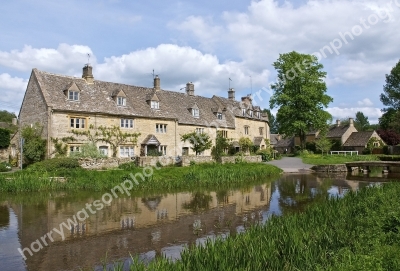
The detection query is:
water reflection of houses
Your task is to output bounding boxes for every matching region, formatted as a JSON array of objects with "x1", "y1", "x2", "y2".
[{"x1": 10, "y1": 183, "x2": 271, "y2": 271}]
